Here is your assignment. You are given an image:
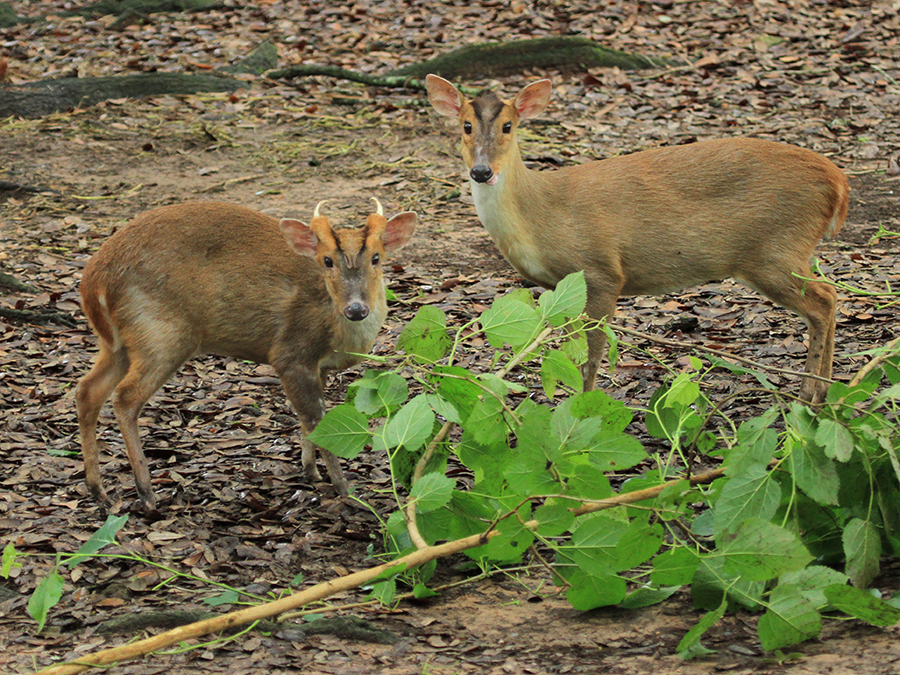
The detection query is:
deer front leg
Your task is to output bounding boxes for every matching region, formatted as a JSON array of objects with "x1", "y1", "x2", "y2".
[{"x1": 277, "y1": 360, "x2": 350, "y2": 497}]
